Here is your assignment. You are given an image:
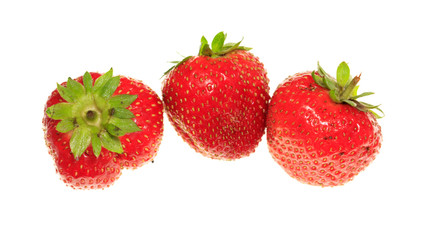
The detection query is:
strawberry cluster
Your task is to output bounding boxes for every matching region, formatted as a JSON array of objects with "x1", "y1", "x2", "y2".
[{"x1": 43, "y1": 32, "x2": 382, "y2": 189}]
